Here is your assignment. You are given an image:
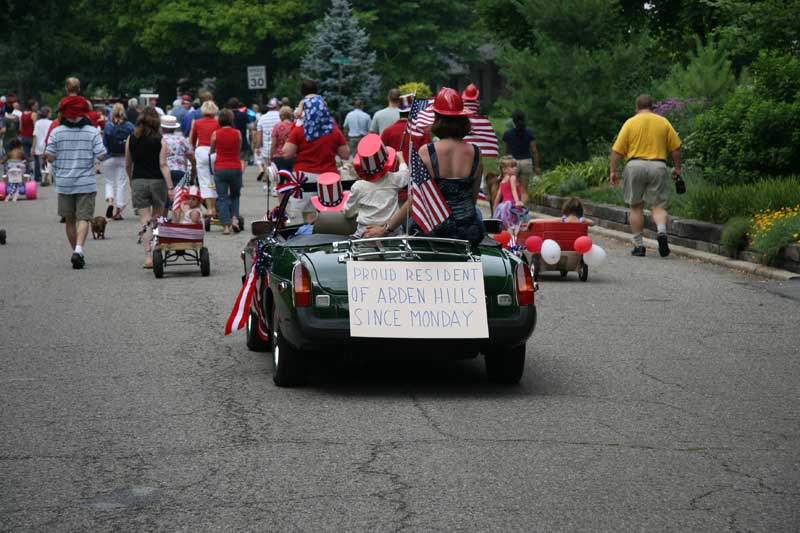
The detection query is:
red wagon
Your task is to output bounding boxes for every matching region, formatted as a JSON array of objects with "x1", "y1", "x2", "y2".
[
  {"x1": 517, "y1": 220, "x2": 590, "y2": 281},
  {"x1": 152, "y1": 222, "x2": 210, "y2": 278}
]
